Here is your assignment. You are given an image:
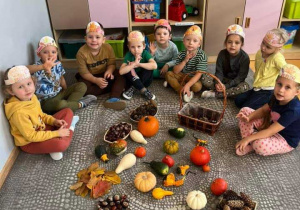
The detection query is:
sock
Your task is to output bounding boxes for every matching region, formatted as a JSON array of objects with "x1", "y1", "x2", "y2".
[
  {"x1": 70, "y1": 116, "x2": 79, "y2": 131},
  {"x1": 201, "y1": 90, "x2": 216, "y2": 98},
  {"x1": 107, "y1": 98, "x2": 120, "y2": 103}
]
